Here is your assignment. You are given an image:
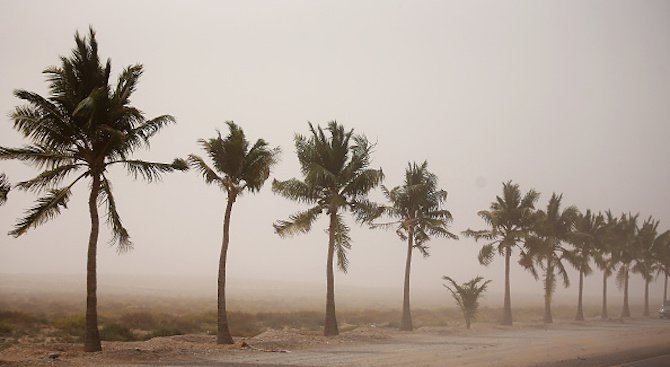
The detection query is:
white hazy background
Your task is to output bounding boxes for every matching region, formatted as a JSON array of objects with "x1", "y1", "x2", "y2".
[{"x1": 1, "y1": 1, "x2": 669, "y2": 308}]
